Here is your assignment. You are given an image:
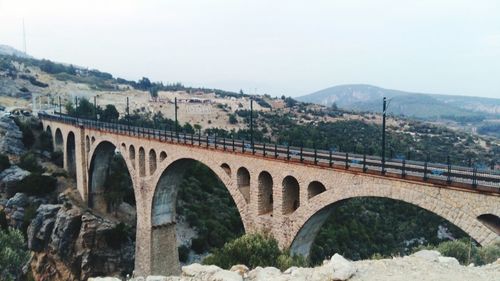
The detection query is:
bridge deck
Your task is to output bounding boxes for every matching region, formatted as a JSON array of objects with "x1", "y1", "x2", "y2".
[{"x1": 40, "y1": 113, "x2": 500, "y2": 194}]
